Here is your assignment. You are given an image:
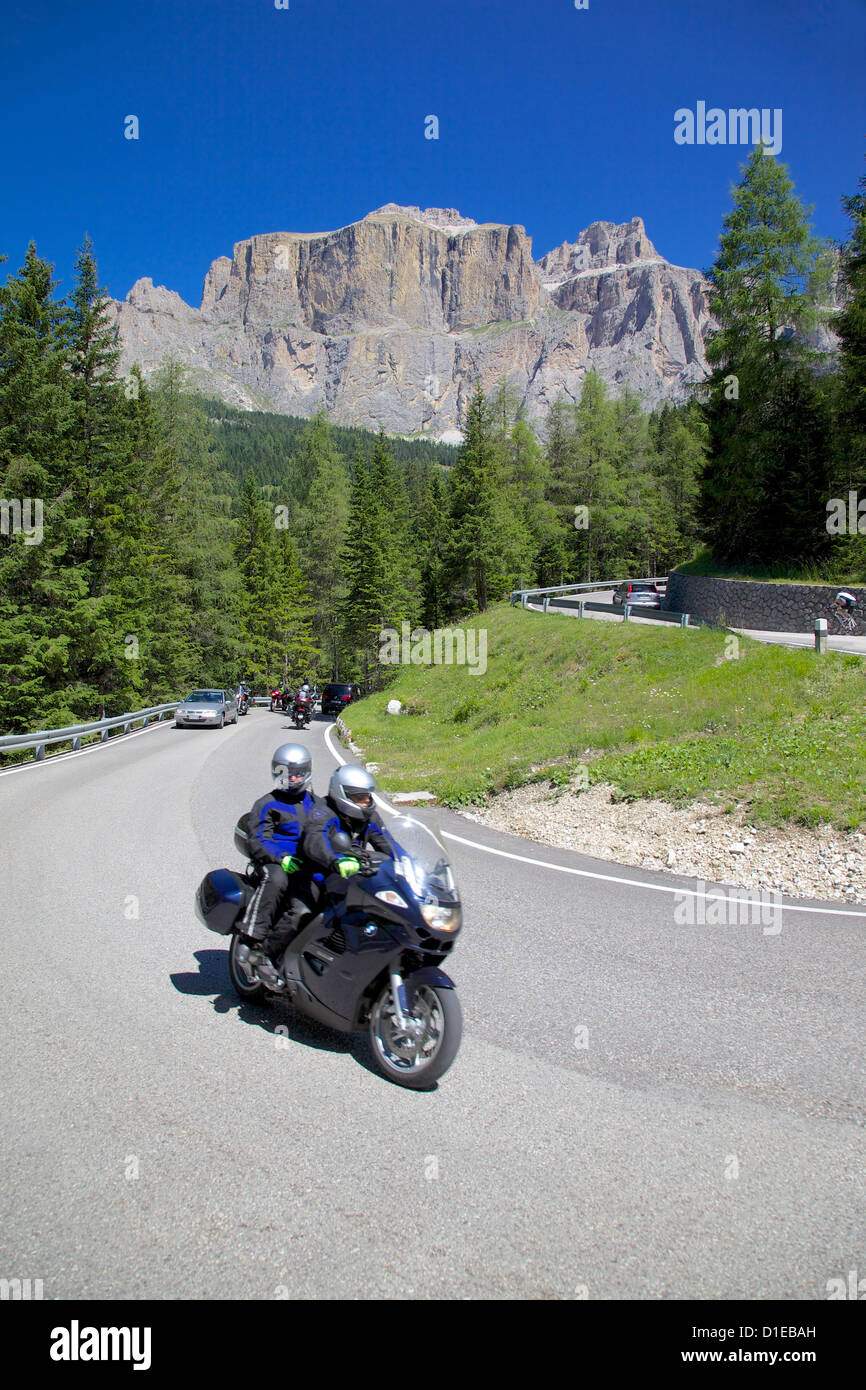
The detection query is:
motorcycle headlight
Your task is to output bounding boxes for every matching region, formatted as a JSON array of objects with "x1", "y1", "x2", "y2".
[{"x1": 420, "y1": 902, "x2": 461, "y2": 933}]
